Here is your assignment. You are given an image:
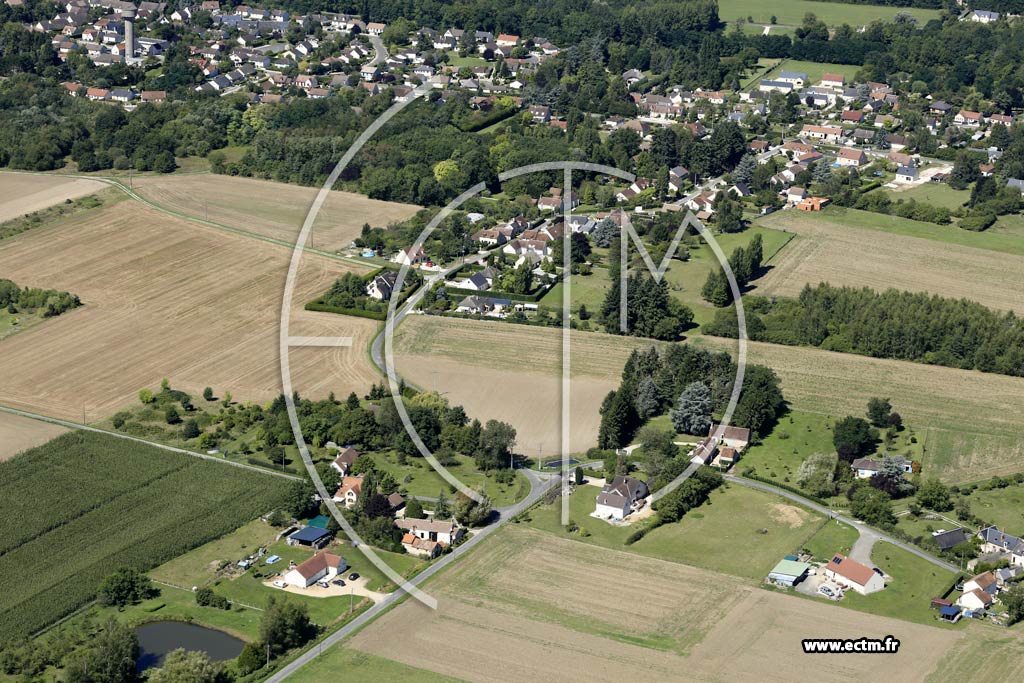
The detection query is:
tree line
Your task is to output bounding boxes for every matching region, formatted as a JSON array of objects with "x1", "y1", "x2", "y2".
[
  {"x1": 705, "y1": 283, "x2": 1024, "y2": 378},
  {"x1": 0, "y1": 278, "x2": 80, "y2": 317}
]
